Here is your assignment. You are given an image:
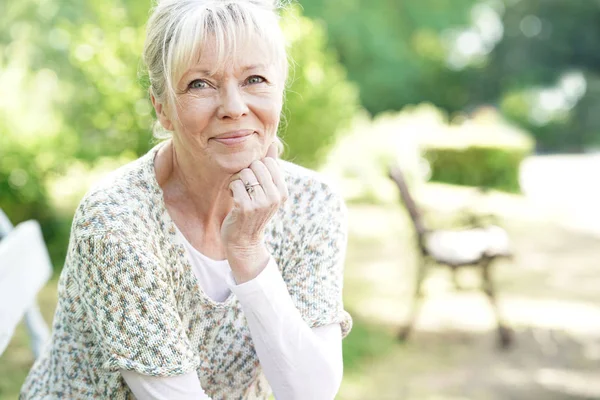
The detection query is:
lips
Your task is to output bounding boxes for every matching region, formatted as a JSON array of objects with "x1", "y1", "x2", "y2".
[{"x1": 212, "y1": 130, "x2": 254, "y2": 145}]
